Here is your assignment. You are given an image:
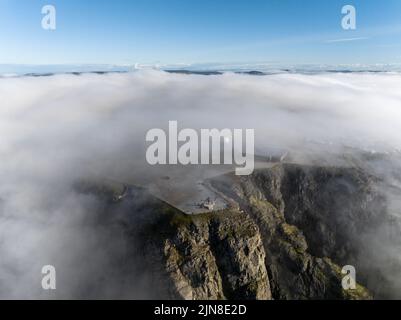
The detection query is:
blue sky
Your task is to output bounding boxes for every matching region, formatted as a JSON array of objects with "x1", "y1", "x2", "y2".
[{"x1": 0, "y1": 0, "x2": 401, "y2": 66}]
